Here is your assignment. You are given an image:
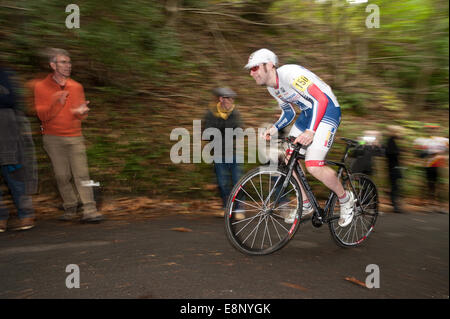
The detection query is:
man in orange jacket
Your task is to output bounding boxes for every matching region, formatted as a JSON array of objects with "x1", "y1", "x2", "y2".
[{"x1": 34, "y1": 48, "x2": 103, "y2": 222}]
